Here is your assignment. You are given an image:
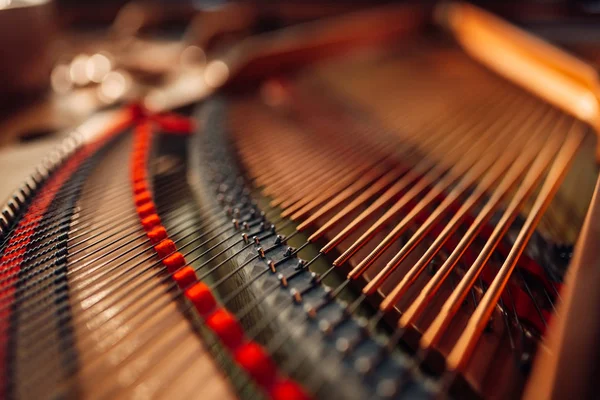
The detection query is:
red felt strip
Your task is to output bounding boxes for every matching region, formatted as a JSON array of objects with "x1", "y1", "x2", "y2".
[{"x1": 129, "y1": 116, "x2": 310, "y2": 400}]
